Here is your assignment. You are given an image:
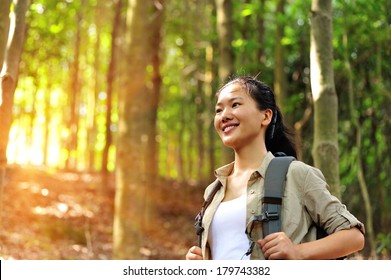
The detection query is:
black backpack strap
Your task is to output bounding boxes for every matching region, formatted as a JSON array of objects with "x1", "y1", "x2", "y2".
[
  {"x1": 261, "y1": 156, "x2": 295, "y2": 236},
  {"x1": 245, "y1": 156, "x2": 295, "y2": 239},
  {"x1": 194, "y1": 179, "x2": 222, "y2": 247}
]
